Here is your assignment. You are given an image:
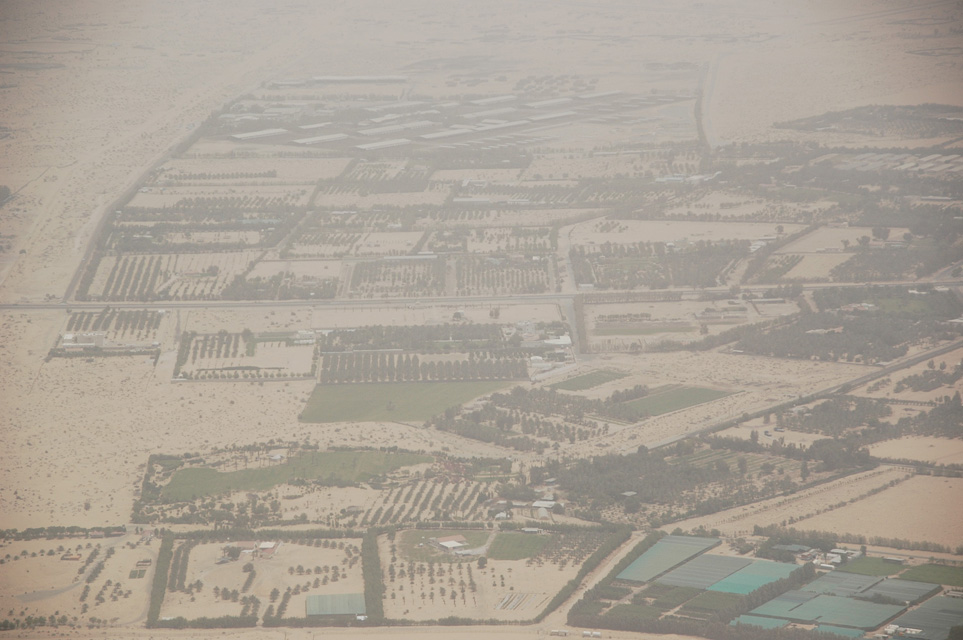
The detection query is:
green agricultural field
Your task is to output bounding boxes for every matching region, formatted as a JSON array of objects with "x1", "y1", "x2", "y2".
[
  {"x1": 300, "y1": 381, "x2": 509, "y2": 423},
  {"x1": 161, "y1": 450, "x2": 431, "y2": 501},
  {"x1": 550, "y1": 369, "x2": 627, "y2": 391},
  {"x1": 397, "y1": 528, "x2": 491, "y2": 563},
  {"x1": 487, "y1": 532, "x2": 550, "y2": 560},
  {"x1": 680, "y1": 590, "x2": 744, "y2": 616},
  {"x1": 595, "y1": 324, "x2": 694, "y2": 336},
  {"x1": 899, "y1": 564, "x2": 963, "y2": 587},
  {"x1": 641, "y1": 584, "x2": 702, "y2": 610},
  {"x1": 838, "y1": 556, "x2": 906, "y2": 577},
  {"x1": 622, "y1": 386, "x2": 731, "y2": 417},
  {"x1": 604, "y1": 603, "x2": 662, "y2": 622},
  {"x1": 676, "y1": 448, "x2": 799, "y2": 476}
]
